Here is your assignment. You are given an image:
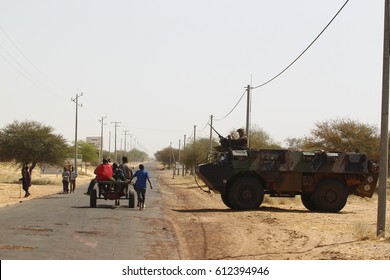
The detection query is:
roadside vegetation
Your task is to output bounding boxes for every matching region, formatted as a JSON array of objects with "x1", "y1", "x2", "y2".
[{"x1": 155, "y1": 117, "x2": 383, "y2": 173}]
